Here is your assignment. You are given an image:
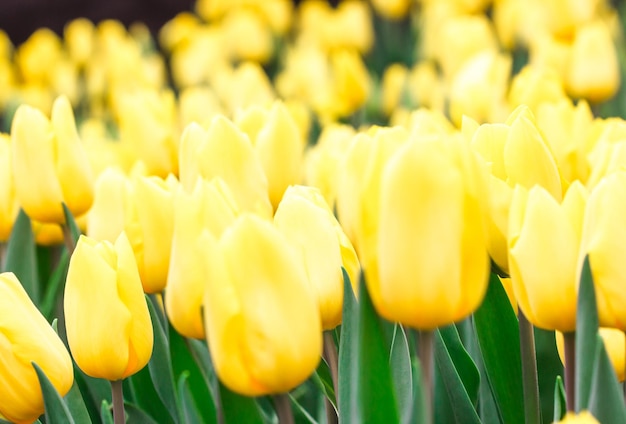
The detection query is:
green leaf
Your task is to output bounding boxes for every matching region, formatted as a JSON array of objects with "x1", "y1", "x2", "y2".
[
  {"x1": 33, "y1": 362, "x2": 75, "y2": 424},
  {"x1": 553, "y1": 376, "x2": 566, "y2": 422},
  {"x1": 439, "y1": 325, "x2": 480, "y2": 406},
  {"x1": 177, "y1": 372, "x2": 205, "y2": 424},
  {"x1": 354, "y1": 272, "x2": 399, "y2": 421},
  {"x1": 125, "y1": 403, "x2": 161, "y2": 424},
  {"x1": 219, "y1": 381, "x2": 264, "y2": 424},
  {"x1": 169, "y1": 326, "x2": 217, "y2": 424},
  {"x1": 337, "y1": 267, "x2": 358, "y2": 421},
  {"x1": 312, "y1": 356, "x2": 336, "y2": 408},
  {"x1": 64, "y1": 377, "x2": 93, "y2": 424},
  {"x1": 127, "y1": 365, "x2": 173, "y2": 424},
  {"x1": 473, "y1": 273, "x2": 524, "y2": 424},
  {"x1": 588, "y1": 334, "x2": 626, "y2": 423},
  {"x1": 575, "y1": 255, "x2": 599, "y2": 412},
  {"x1": 4, "y1": 209, "x2": 39, "y2": 303},
  {"x1": 61, "y1": 202, "x2": 81, "y2": 245},
  {"x1": 146, "y1": 295, "x2": 180, "y2": 423},
  {"x1": 185, "y1": 338, "x2": 219, "y2": 403},
  {"x1": 390, "y1": 324, "x2": 413, "y2": 422},
  {"x1": 289, "y1": 393, "x2": 319, "y2": 424},
  {"x1": 100, "y1": 400, "x2": 114, "y2": 424},
  {"x1": 73, "y1": 364, "x2": 111, "y2": 423},
  {"x1": 433, "y1": 329, "x2": 481, "y2": 424},
  {"x1": 535, "y1": 328, "x2": 564, "y2": 423},
  {"x1": 40, "y1": 248, "x2": 70, "y2": 320}
]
